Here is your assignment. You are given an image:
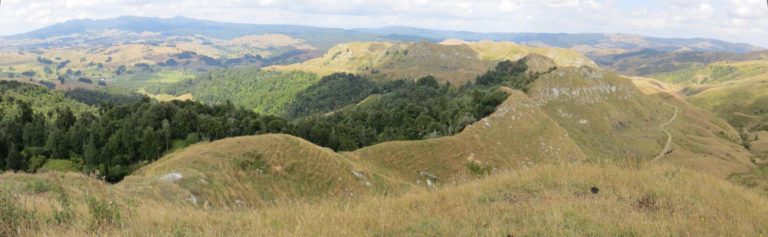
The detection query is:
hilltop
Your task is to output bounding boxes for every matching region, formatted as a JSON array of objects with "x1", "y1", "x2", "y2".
[{"x1": 267, "y1": 40, "x2": 596, "y2": 84}]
